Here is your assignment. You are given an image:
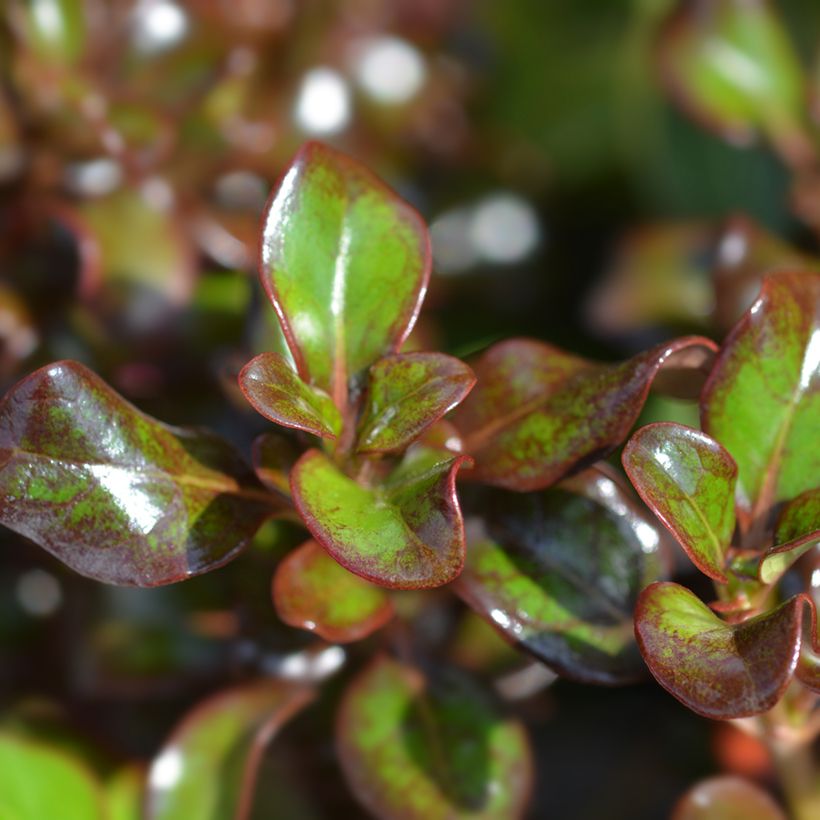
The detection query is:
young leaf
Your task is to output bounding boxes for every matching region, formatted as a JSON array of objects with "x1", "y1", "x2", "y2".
[
  {"x1": 273, "y1": 539, "x2": 394, "y2": 642},
  {"x1": 0, "y1": 361, "x2": 278, "y2": 586},
  {"x1": 356, "y1": 352, "x2": 475, "y2": 454},
  {"x1": 260, "y1": 141, "x2": 431, "y2": 406},
  {"x1": 623, "y1": 423, "x2": 737, "y2": 582},
  {"x1": 457, "y1": 469, "x2": 666, "y2": 684},
  {"x1": 658, "y1": 0, "x2": 807, "y2": 151},
  {"x1": 701, "y1": 273, "x2": 820, "y2": 519},
  {"x1": 454, "y1": 335, "x2": 717, "y2": 491},
  {"x1": 291, "y1": 448, "x2": 471, "y2": 589},
  {"x1": 635, "y1": 582, "x2": 806, "y2": 718},
  {"x1": 336, "y1": 656, "x2": 533, "y2": 820},
  {"x1": 239, "y1": 352, "x2": 342, "y2": 439},
  {"x1": 146, "y1": 680, "x2": 315, "y2": 820},
  {"x1": 672, "y1": 776, "x2": 786, "y2": 820},
  {"x1": 759, "y1": 488, "x2": 820, "y2": 584},
  {"x1": 0, "y1": 732, "x2": 104, "y2": 820}
]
